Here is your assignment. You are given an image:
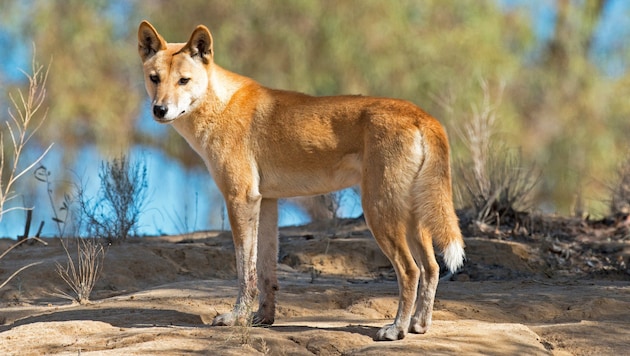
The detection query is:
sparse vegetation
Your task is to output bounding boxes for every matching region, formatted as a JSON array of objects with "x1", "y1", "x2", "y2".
[
  {"x1": 457, "y1": 144, "x2": 540, "y2": 225},
  {"x1": 296, "y1": 188, "x2": 362, "y2": 230},
  {"x1": 0, "y1": 55, "x2": 53, "y2": 222},
  {"x1": 453, "y1": 81, "x2": 539, "y2": 227},
  {"x1": 76, "y1": 154, "x2": 148, "y2": 243},
  {"x1": 224, "y1": 304, "x2": 255, "y2": 347},
  {"x1": 257, "y1": 337, "x2": 271, "y2": 355},
  {"x1": 611, "y1": 154, "x2": 630, "y2": 216},
  {"x1": 0, "y1": 55, "x2": 52, "y2": 290},
  {"x1": 55, "y1": 237, "x2": 105, "y2": 305},
  {"x1": 34, "y1": 165, "x2": 73, "y2": 237},
  {"x1": 323, "y1": 189, "x2": 361, "y2": 230}
]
